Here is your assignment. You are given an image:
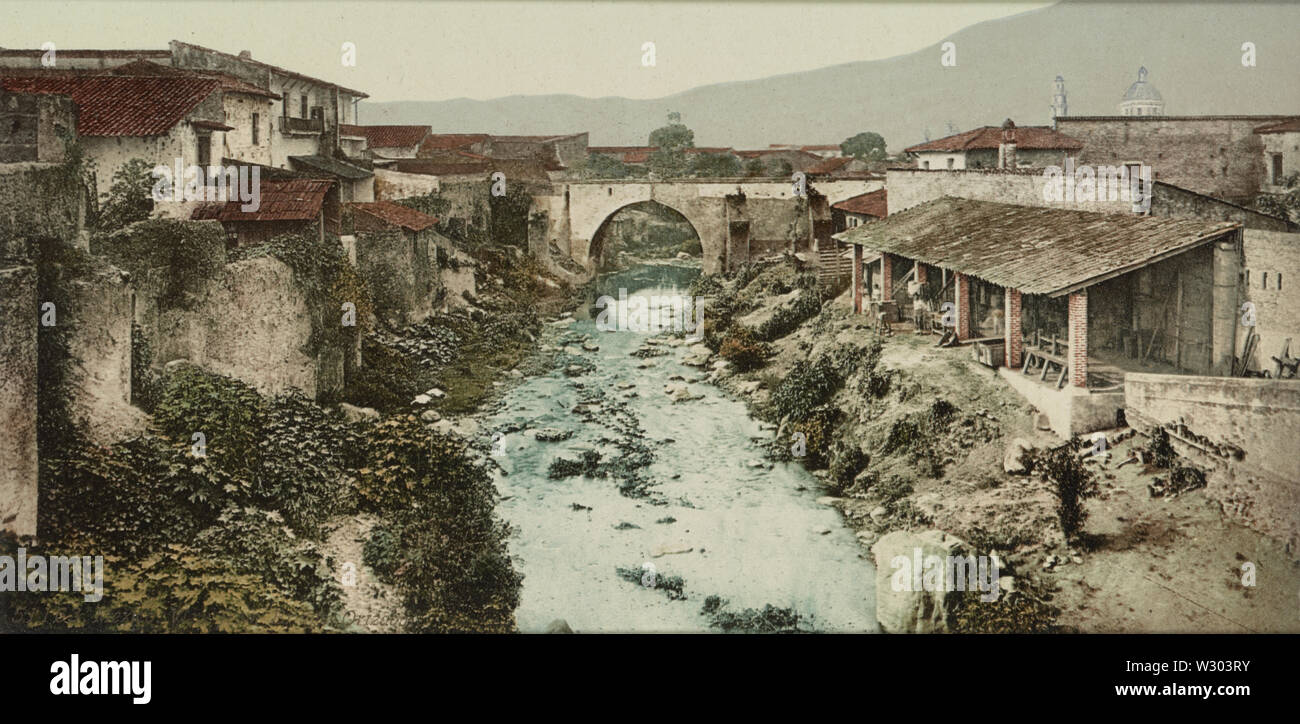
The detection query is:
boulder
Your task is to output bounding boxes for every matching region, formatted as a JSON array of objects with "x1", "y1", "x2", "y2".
[
  {"x1": 419, "y1": 409, "x2": 442, "y2": 423},
  {"x1": 870, "y1": 530, "x2": 968, "y2": 634},
  {"x1": 339, "y1": 403, "x2": 380, "y2": 424},
  {"x1": 1035, "y1": 412, "x2": 1052, "y2": 431},
  {"x1": 412, "y1": 394, "x2": 432, "y2": 406},
  {"x1": 425, "y1": 388, "x2": 446, "y2": 399},
  {"x1": 534, "y1": 427, "x2": 573, "y2": 442},
  {"x1": 1003, "y1": 437, "x2": 1034, "y2": 474}
]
